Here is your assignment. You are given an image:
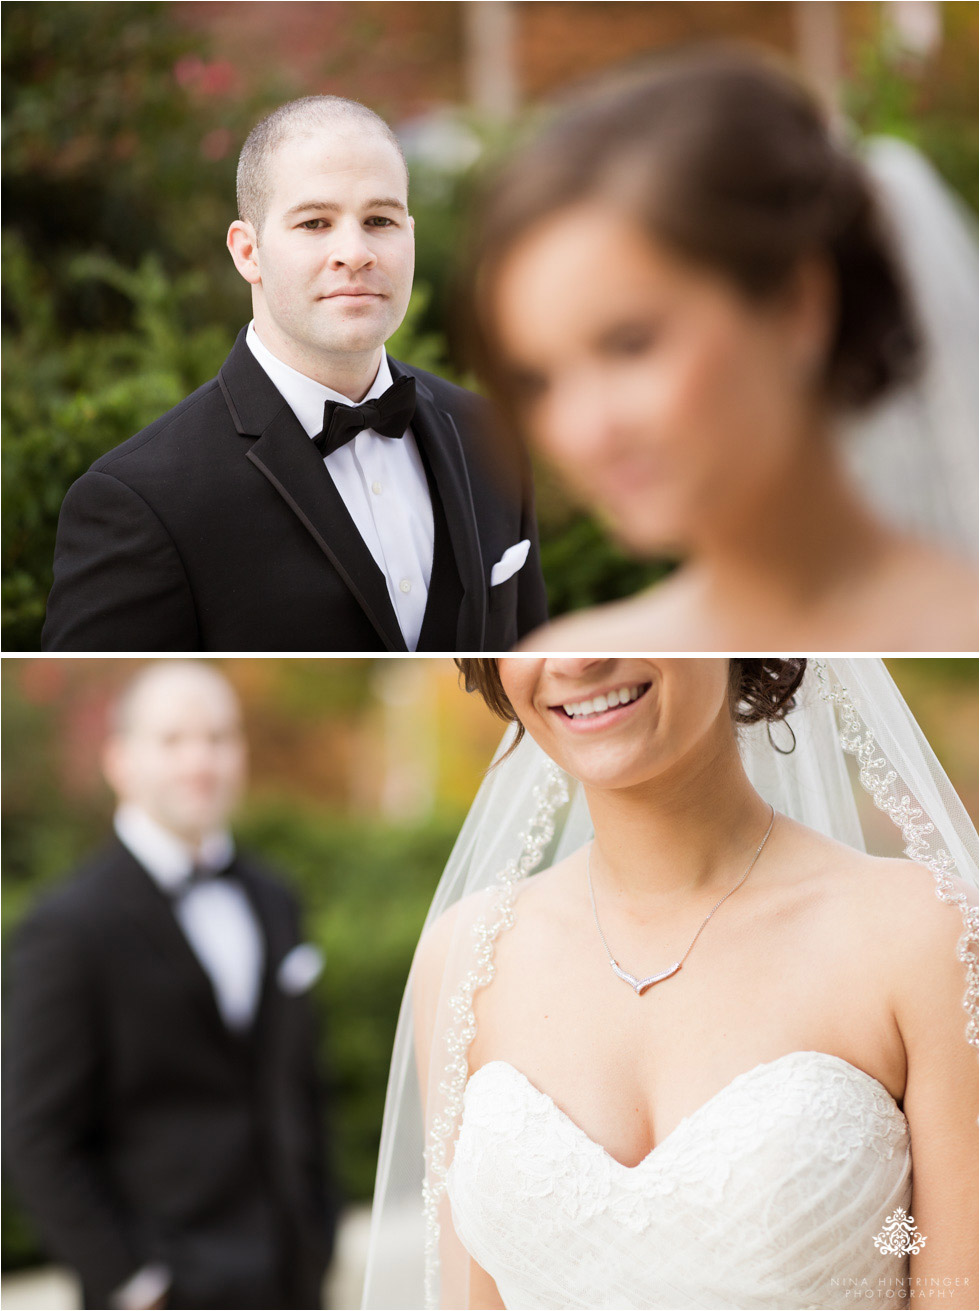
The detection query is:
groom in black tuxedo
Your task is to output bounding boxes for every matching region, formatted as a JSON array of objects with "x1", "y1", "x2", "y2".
[
  {"x1": 41, "y1": 96, "x2": 546, "y2": 652},
  {"x1": 4, "y1": 663, "x2": 337, "y2": 1309}
]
